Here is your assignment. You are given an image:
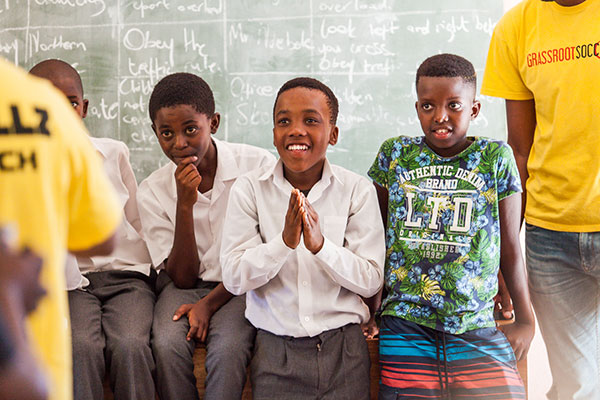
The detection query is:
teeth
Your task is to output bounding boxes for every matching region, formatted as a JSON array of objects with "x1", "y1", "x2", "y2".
[
  {"x1": 436, "y1": 129, "x2": 449, "y2": 134},
  {"x1": 287, "y1": 144, "x2": 308, "y2": 151}
]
